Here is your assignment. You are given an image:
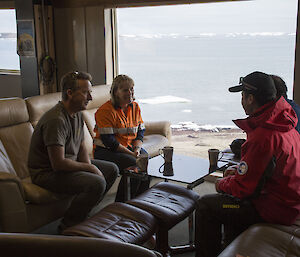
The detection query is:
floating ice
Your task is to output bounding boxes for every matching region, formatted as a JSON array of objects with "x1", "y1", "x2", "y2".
[
  {"x1": 119, "y1": 32, "x2": 290, "y2": 39},
  {"x1": 171, "y1": 121, "x2": 237, "y2": 132},
  {"x1": 139, "y1": 95, "x2": 191, "y2": 105}
]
